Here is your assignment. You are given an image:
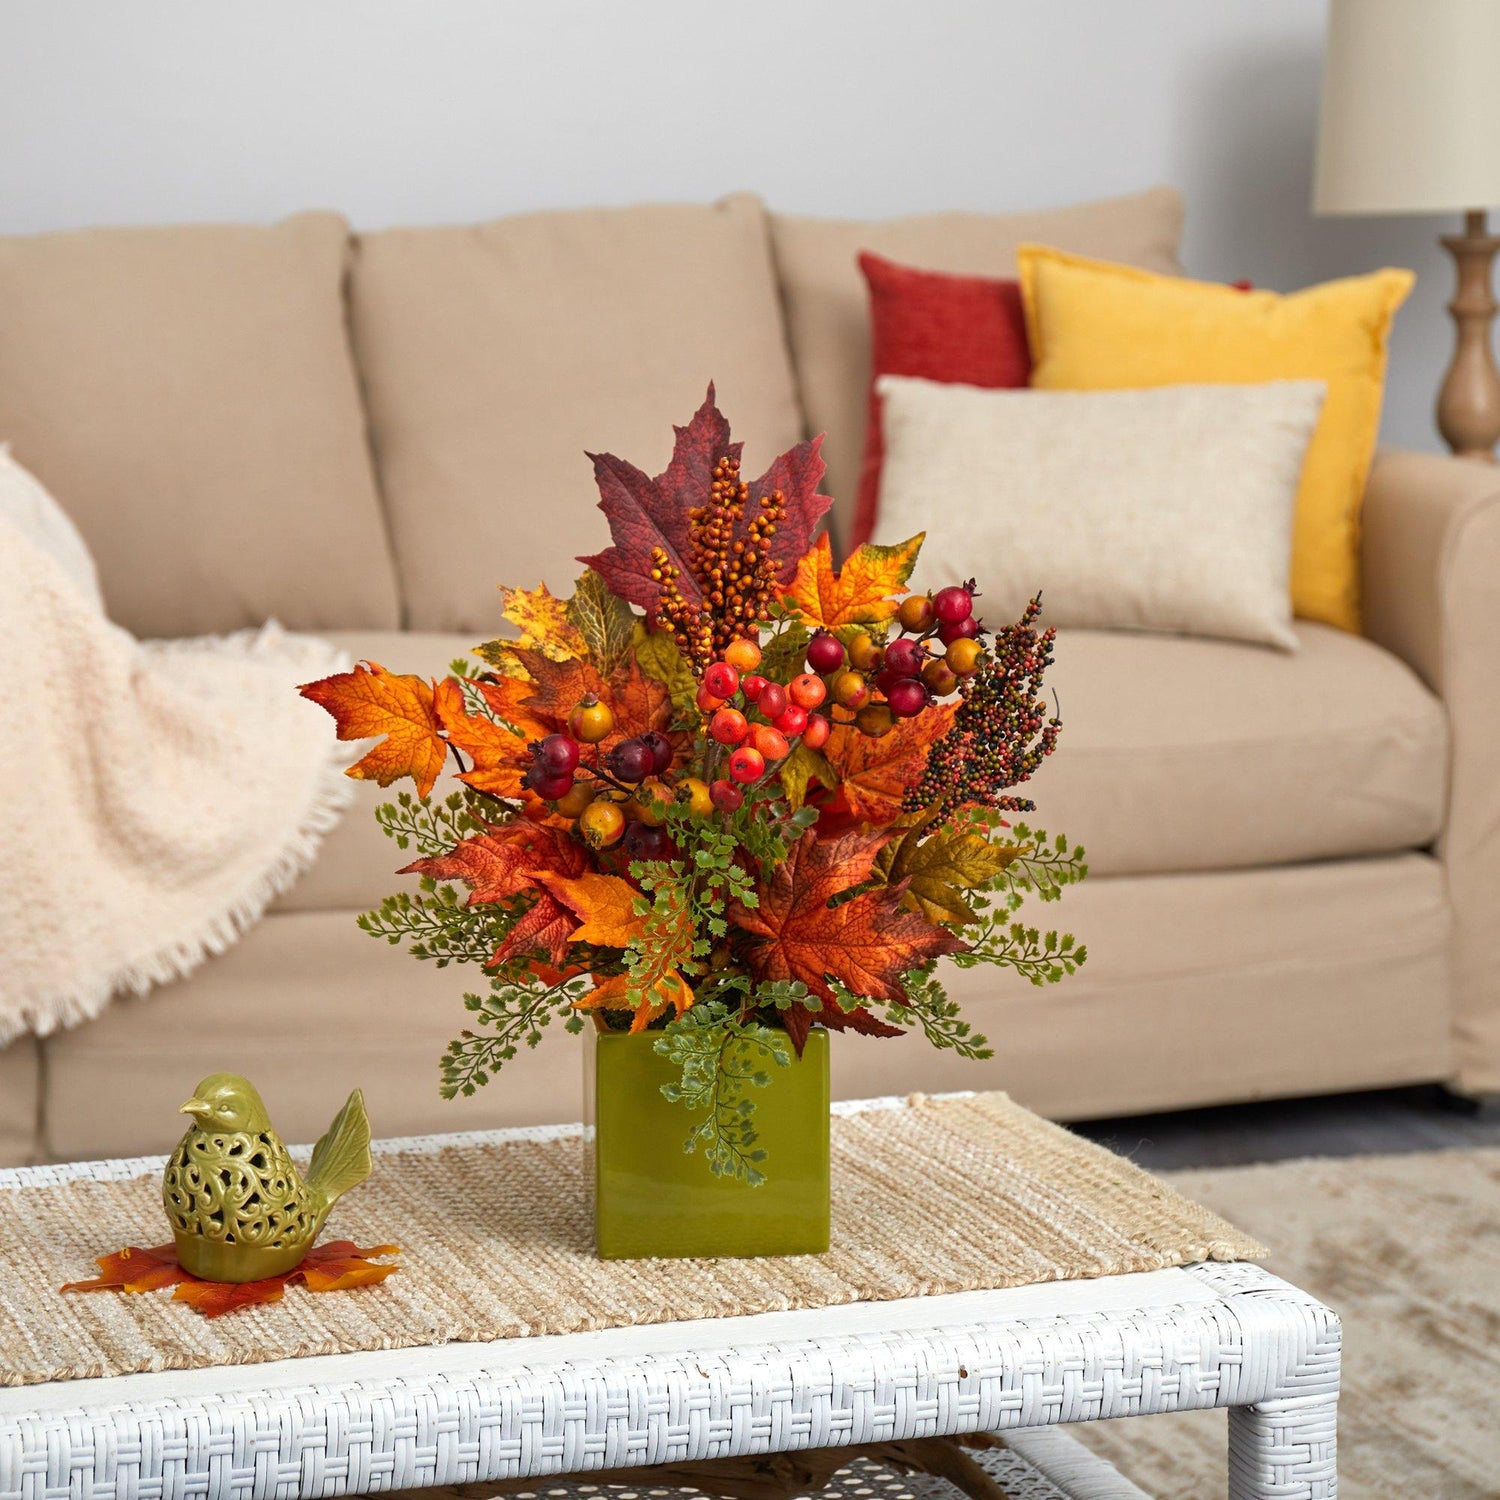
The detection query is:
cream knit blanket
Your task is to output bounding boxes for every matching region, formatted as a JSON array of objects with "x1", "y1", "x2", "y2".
[{"x1": 0, "y1": 514, "x2": 354, "y2": 1042}]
